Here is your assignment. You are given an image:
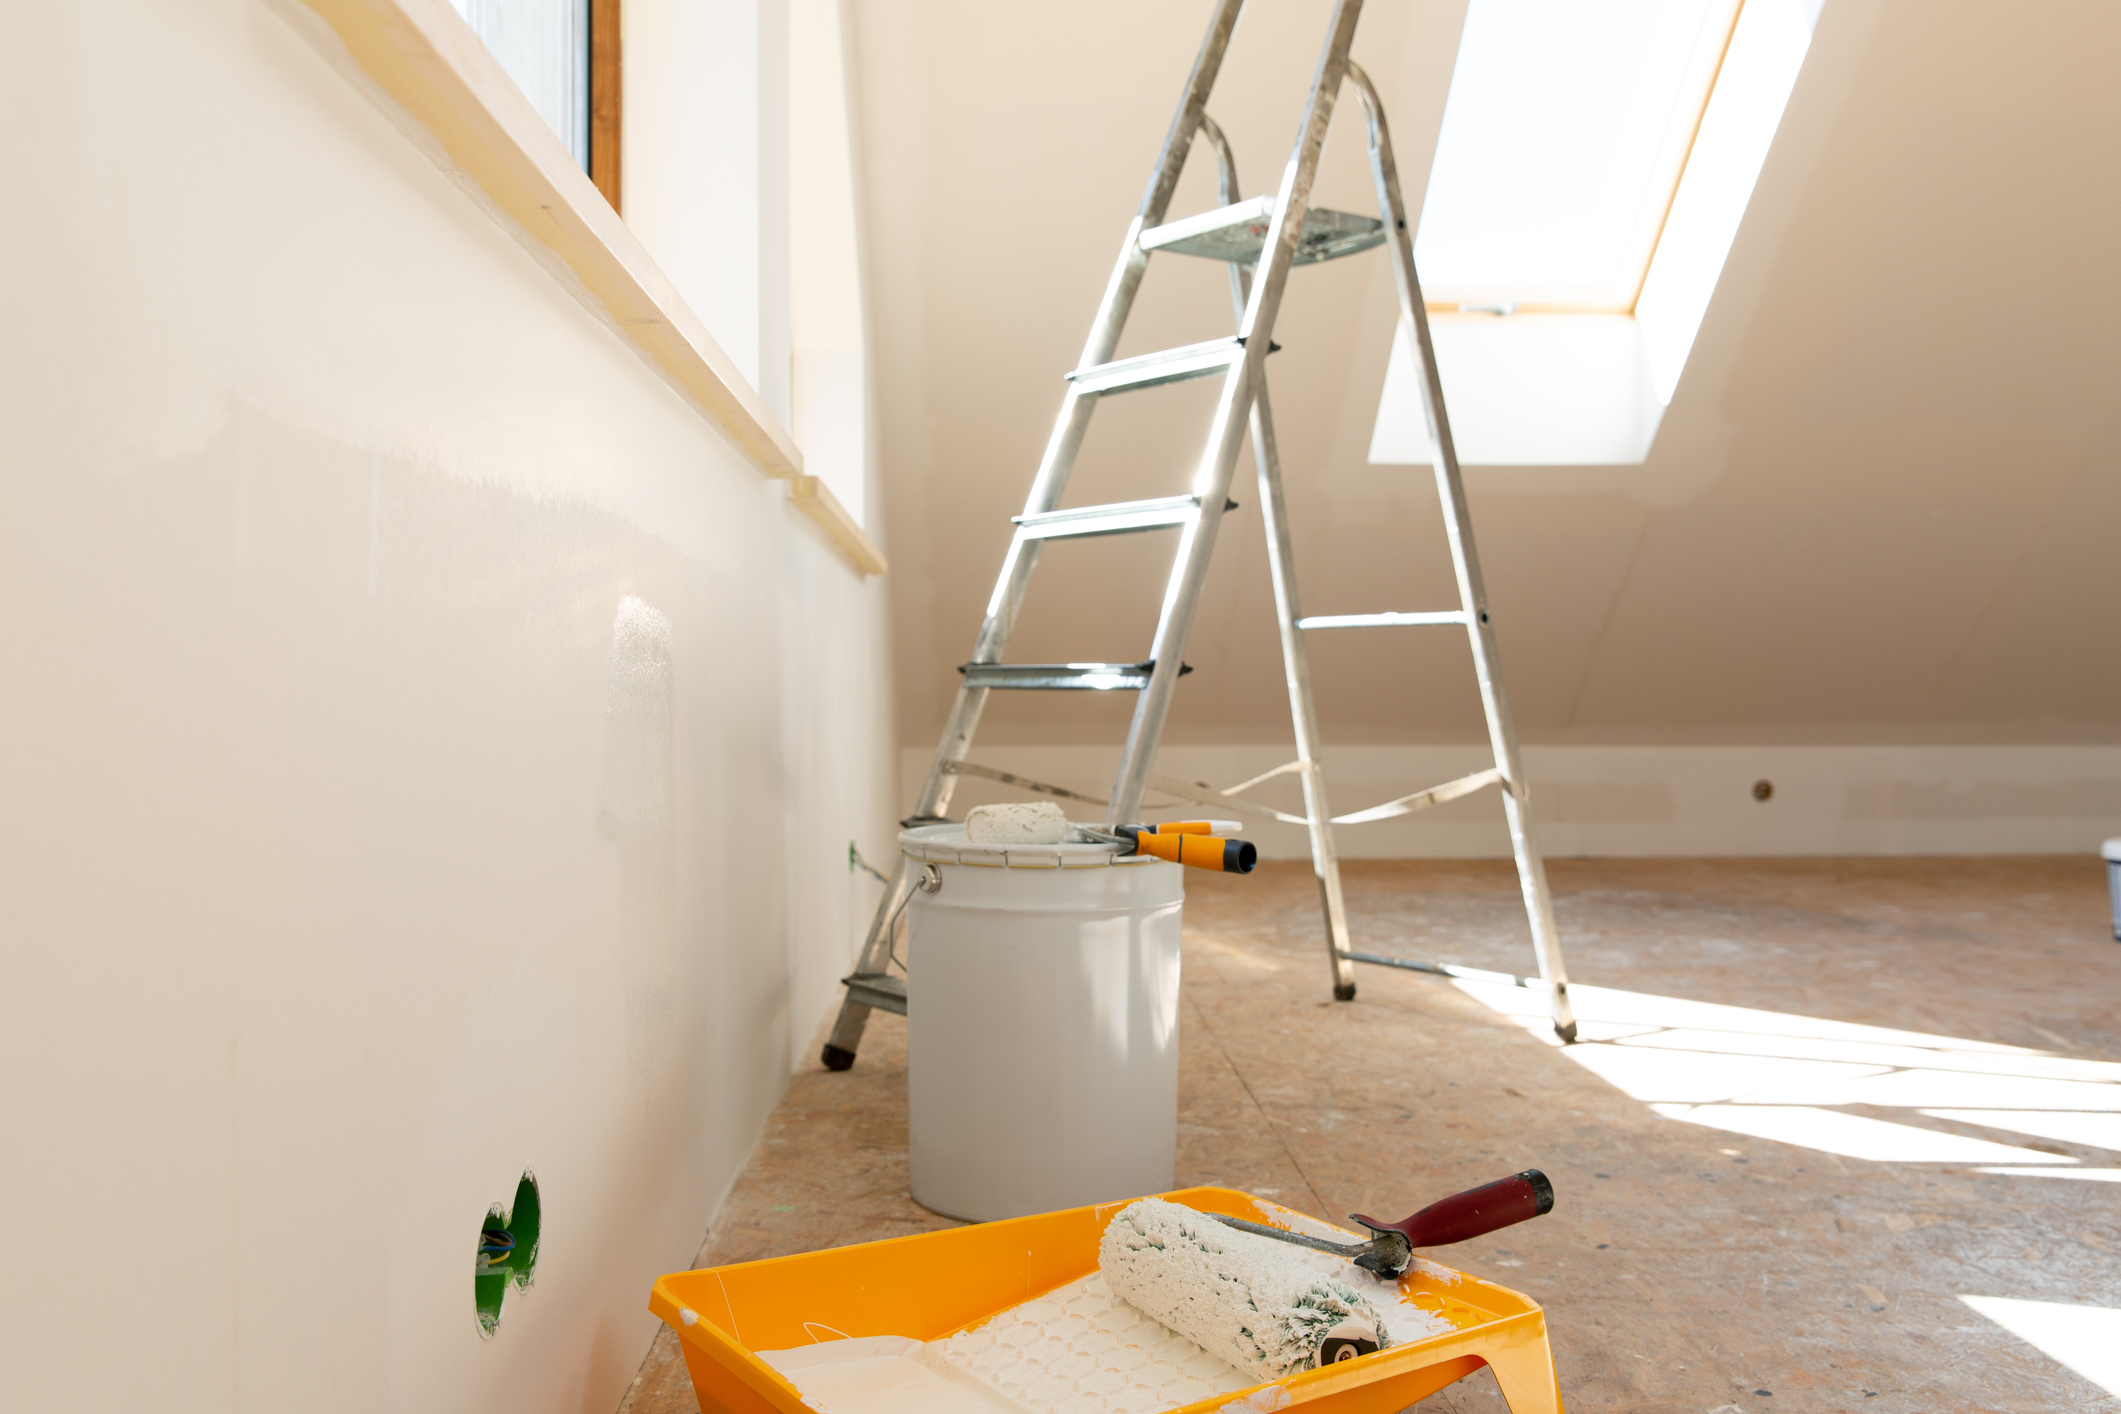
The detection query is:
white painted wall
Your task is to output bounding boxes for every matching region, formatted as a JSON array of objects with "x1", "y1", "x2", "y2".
[{"x1": 0, "y1": 2, "x2": 892, "y2": 1412}]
